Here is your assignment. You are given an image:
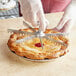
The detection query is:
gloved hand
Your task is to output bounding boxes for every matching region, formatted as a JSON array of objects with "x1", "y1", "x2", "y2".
[
  {"x1": 19, "y1": 0, "x2": 48, "y2": 32},
  {"x1": 53, "y1": 2, "x2": 75, "y2": 33}
]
